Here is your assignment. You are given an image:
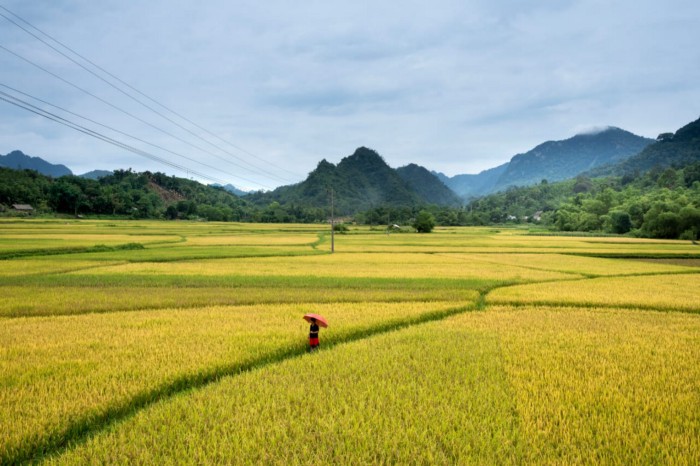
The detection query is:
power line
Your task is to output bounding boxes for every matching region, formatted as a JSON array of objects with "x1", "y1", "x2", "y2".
[
  {"x1": 0, "y1": 42, "x2": 288, "y2": 187},
  {"x1": 0, "y1": 4, "x2": 302, "y2": 182},
  {"x1": 0, "y1": 89, "x2": 256, "y2": 187},
  {"x1": 0, "y1": 5, "x2": 298, "y2": 182},
  {"x1": 0, "y1": 83, "x2": 272, "y2": 190}
]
